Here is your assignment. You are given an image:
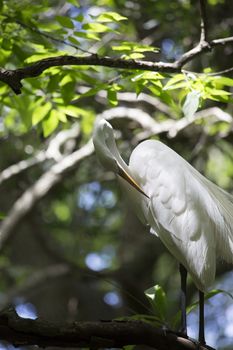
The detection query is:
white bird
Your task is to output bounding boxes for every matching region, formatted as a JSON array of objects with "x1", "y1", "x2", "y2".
[{"x1": 93, "y1": 118, "x2": 233, "y2": 345}]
